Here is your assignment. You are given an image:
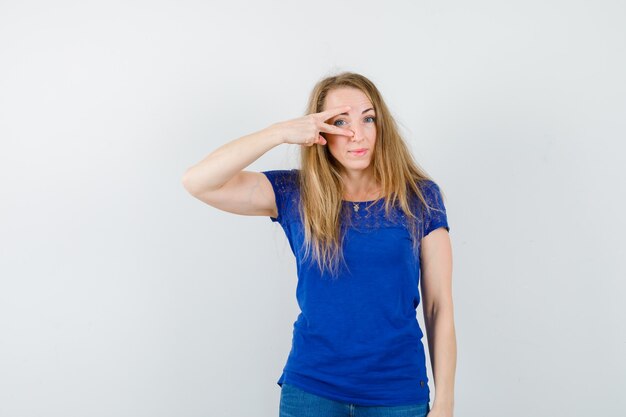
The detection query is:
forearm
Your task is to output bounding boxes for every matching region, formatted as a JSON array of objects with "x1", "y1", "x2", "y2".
[
  {"x1": 424, "y1": 302, "x2": 457, "y2": 410},
  {"x1": 182, "y1": 124, "x2": 284, "y2": 194}
]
